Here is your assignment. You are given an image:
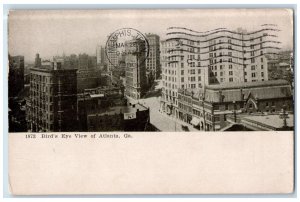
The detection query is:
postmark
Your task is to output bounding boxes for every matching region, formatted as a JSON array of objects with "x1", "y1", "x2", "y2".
[{"x1": 105, "y1": 28, "x2": 150, "y2": 68}]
